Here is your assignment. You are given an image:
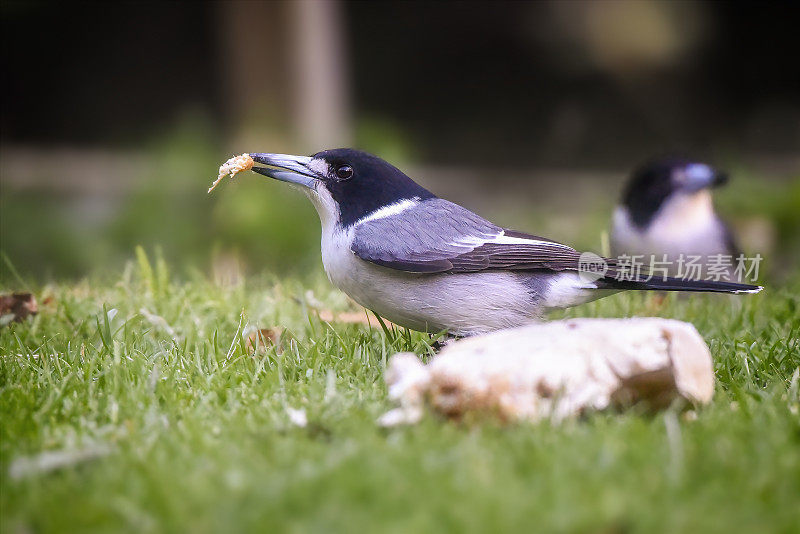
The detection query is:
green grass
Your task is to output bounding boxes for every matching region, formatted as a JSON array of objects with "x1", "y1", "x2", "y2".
[{"x1": 2, "y1": 252, "x2": 799, "y2": 533}]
